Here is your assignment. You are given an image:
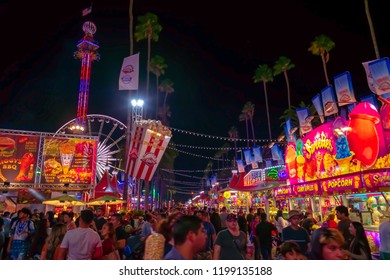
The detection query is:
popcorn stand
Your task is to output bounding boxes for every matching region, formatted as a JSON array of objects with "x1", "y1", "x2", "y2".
[{"x1": 283, "y1": 102, "x2": 390, "y2": 254}]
